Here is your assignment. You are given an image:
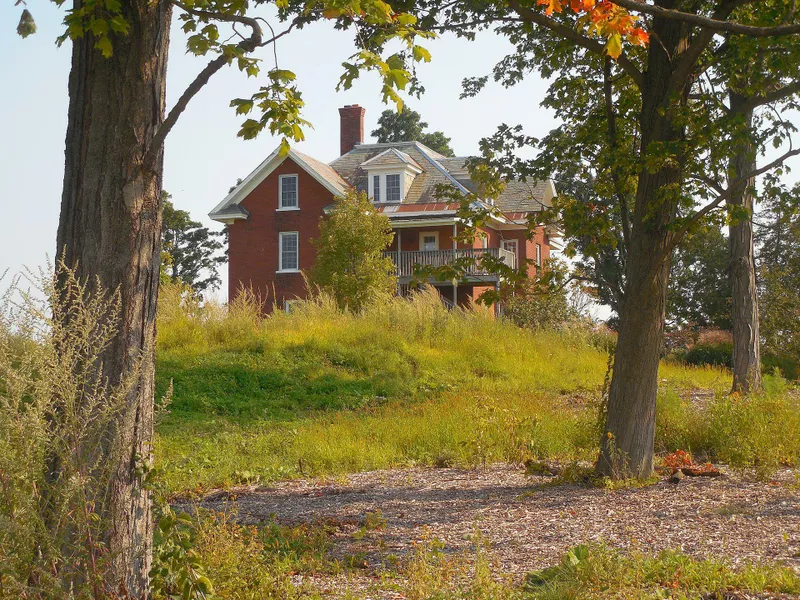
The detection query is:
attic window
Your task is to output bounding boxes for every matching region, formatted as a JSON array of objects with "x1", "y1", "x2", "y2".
[
  {"x1": 386, "y1": 174, "x2": 401, "y2": 202},
  {"x1": 279, "y1": 174, "x2": 298, "y2": 210}
]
